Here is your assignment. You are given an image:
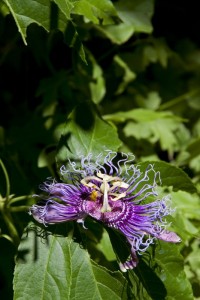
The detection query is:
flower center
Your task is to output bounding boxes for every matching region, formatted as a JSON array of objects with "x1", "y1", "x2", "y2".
[{"x1": 81, "y1": 172, "x2": 129, "y2": 212}]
